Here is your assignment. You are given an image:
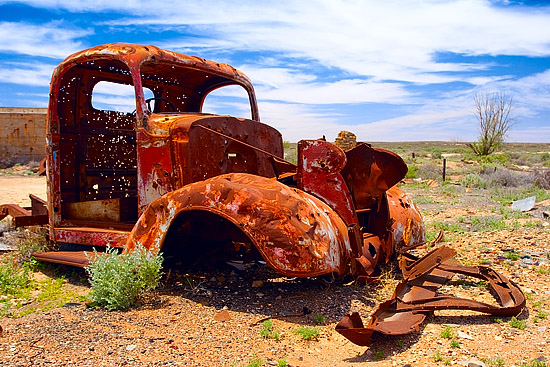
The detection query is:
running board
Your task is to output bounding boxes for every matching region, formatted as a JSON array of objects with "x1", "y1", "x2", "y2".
[{"x1": 32, "y1": 251, "x2": 102, "y2": 267}]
